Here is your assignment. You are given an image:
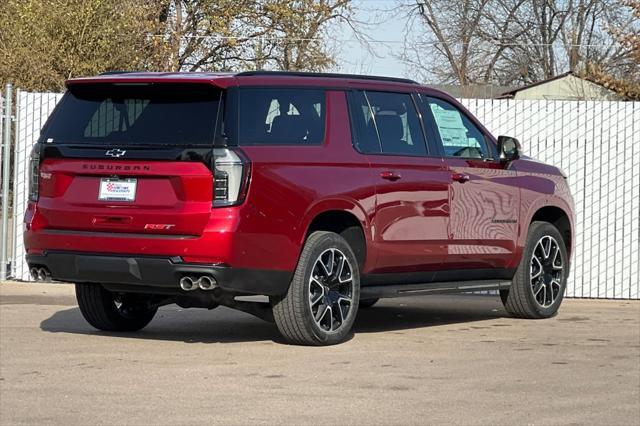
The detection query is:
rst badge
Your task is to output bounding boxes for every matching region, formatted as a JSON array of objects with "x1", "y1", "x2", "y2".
[
  {"x1": 98, "y1": 178, "x2": 137, "y2": 202},
  {"x1": 144, "y1": 224, "x2": 176, "y2": 230}
]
